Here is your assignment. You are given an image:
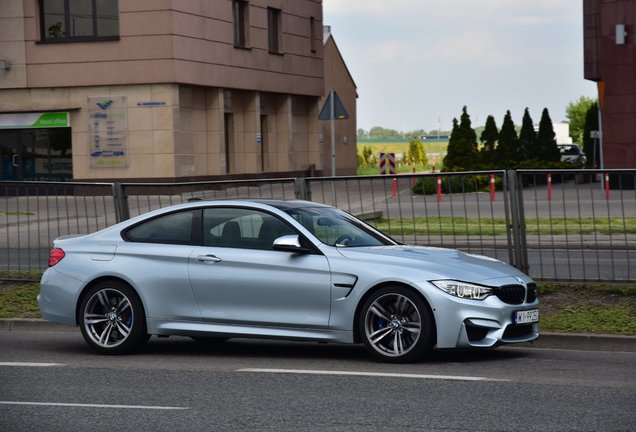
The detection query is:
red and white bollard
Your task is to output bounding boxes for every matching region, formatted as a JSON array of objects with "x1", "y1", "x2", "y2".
[
  {"x1": 437, "y1": 176, "x2": 442, "y2": 202},
  {"x1": 605, "y1": 173, "x2": 611, "y2": 200},
  {"x1": 490, "y1": 174, "x2": 496, "y2": 202},
  {"x1": 547, "y1": 173, "x2": 553, "y2": 201}
]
